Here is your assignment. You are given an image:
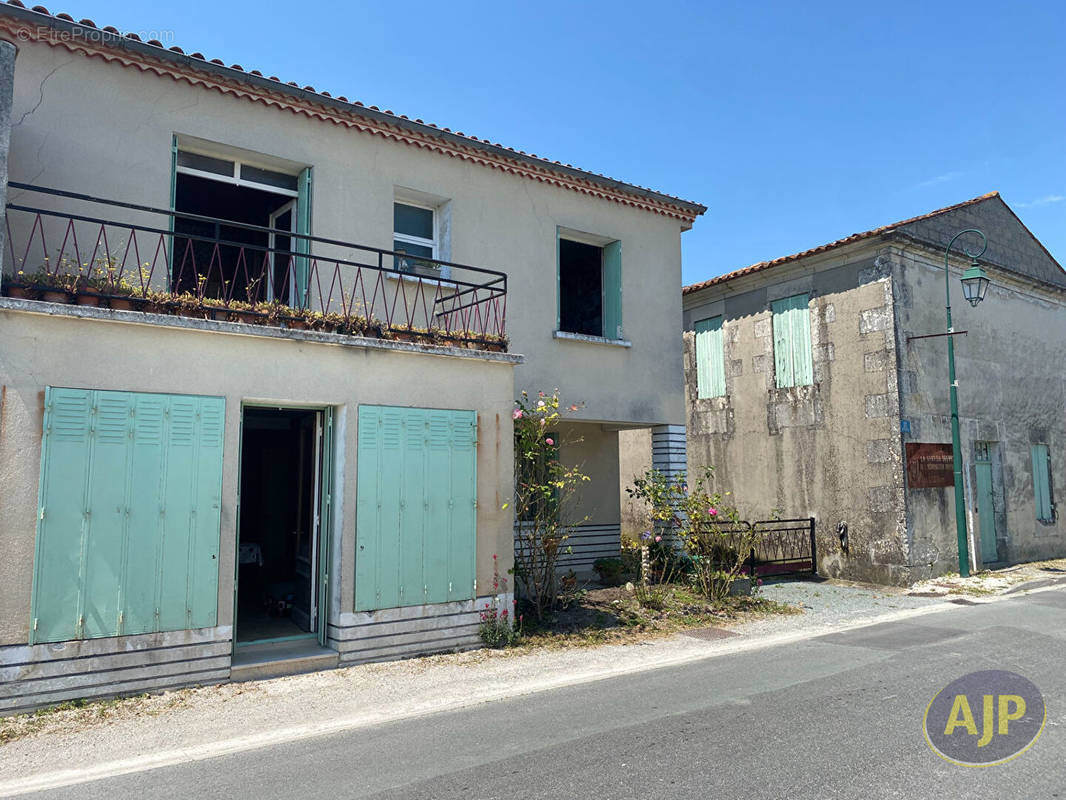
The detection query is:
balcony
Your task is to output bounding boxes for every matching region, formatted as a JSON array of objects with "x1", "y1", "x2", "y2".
[{"x1": 1, "y1": 183, "x2": 508, "y2": 351}]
